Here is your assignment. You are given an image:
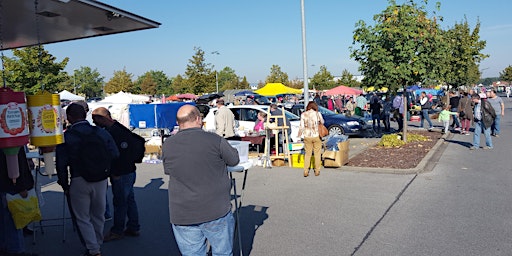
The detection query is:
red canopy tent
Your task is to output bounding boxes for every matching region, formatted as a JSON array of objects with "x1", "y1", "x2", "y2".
[
  {"x1": 324, "y1": 85, "x2": 362, "y2": 96},
  {"x1": 166, "y1": 95, "x2": 179, "y2": 101},
  {"x1": 176, "y1": 93, "x2": 197, "y2": 100}
]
